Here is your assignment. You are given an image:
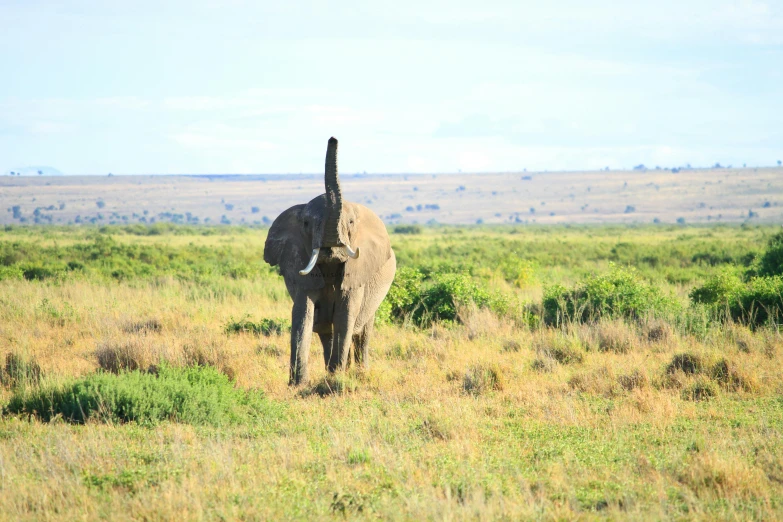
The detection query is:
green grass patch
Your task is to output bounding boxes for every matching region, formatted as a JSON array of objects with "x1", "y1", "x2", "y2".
[
  {"x1": 5, "y1": 364, "x2": 282, "y2": 427},
  {"x1": 224, "y1": 316, "x2": 291, "y2": 336}
]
